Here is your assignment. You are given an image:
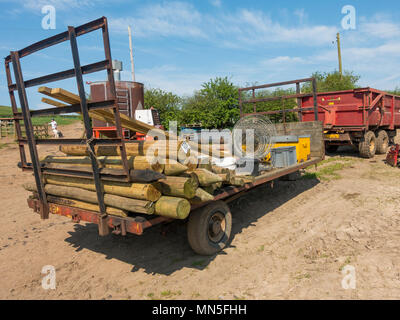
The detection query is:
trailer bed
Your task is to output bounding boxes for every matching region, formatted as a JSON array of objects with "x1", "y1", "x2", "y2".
[{"x1": 27, "y1": 157, "x2": 322, "y2": 236}]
